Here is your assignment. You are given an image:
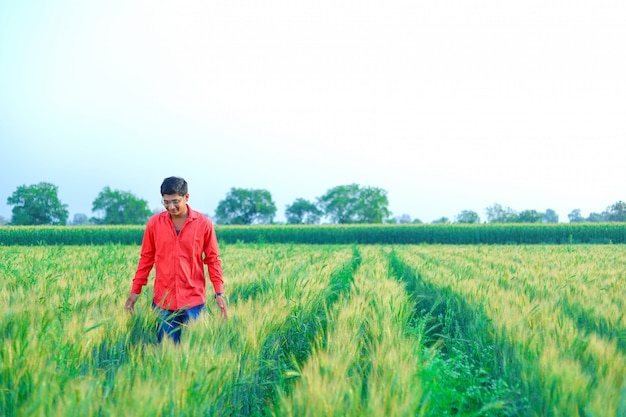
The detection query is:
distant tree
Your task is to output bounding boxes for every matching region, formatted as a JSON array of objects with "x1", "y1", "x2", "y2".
[
  {"x1": 214, "y1": 188, "x2": 276, "y2": 225},
  {"x1": 91, "y1": 187, "x2": 152, "y2": 225},
  {"x1": 484, "y1": 203, "x2": 517, "y2": 223},
  {"x1": 358, "y1": 186, "x2": 392, "y2": 223},
  {"x1": 412, "y1": 218, "x2": 423, "y2": 224},
  {"x1": 0, "y1": 215, "x2": 8, "y2": 226},
  {"x1": 455, "y1": 210, "x2": 481, "y2": 224},
  {"x1": 603, "y1": 201, "x2": 626, "y2": 222},
  {"x1": 432, "y1": 217, "x2": 450, "y2": 224},
  {"x1": 517, "y1": 209, "x2": 543, "y2": 223},
  {"x1": 317, "y1": 184, "x2": 390, "y2": 224},
  {"x1": 388, "y1": 215, "x2": 419, "y2": 224},
  {"x1": 70, "y1": 213, "x2": 90, "y2": 226},
  {"x1": 285, "y1": 198, "x2": 322, "y2": 224},
  {"x1": 7, "y1": 182, "x2": 69, "y2": 225},
  {"x1": 395, "y1": 214, "x2": 413, "y2": 224},
  {"x1": 568, "y1": 209, "x2": 584, "y2": 223},
  {"x1": 586, "y1": 212, "x2": 605, "y2": 223},
  {"x1": 543, "y1": 209, "x2": 559, "y2": 223}
]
